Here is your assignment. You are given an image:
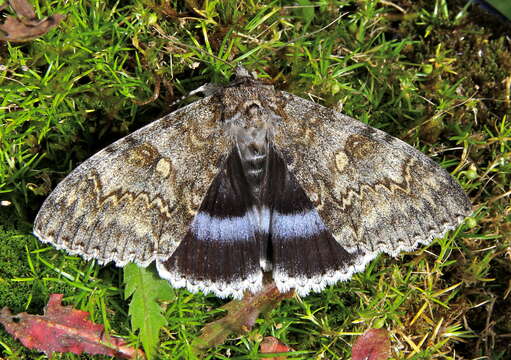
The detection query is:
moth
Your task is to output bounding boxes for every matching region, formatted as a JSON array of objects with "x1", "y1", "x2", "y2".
[{"x1": 34, "y1": 66, "x2": 471, "y2": 299}]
